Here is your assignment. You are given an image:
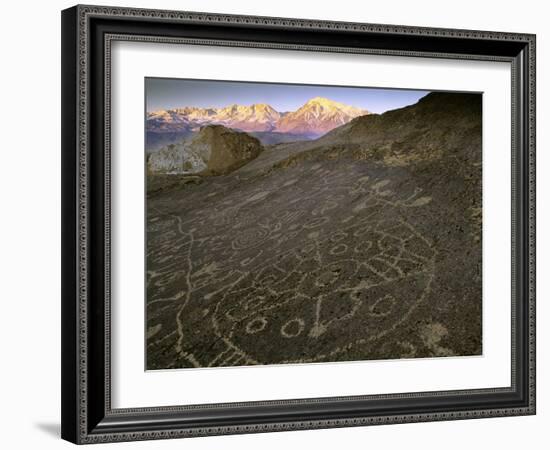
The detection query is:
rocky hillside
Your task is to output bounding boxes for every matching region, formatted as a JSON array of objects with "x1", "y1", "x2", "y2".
[
  {"x1": 236, "y1": 92, "x2": 481, "y2": 175},
  {"x1": 148, "y1": 125, "x2": 263, "y2": 176},
  {"x1": 318, "y1": 92, "x2": 481, "y2": 161}
]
